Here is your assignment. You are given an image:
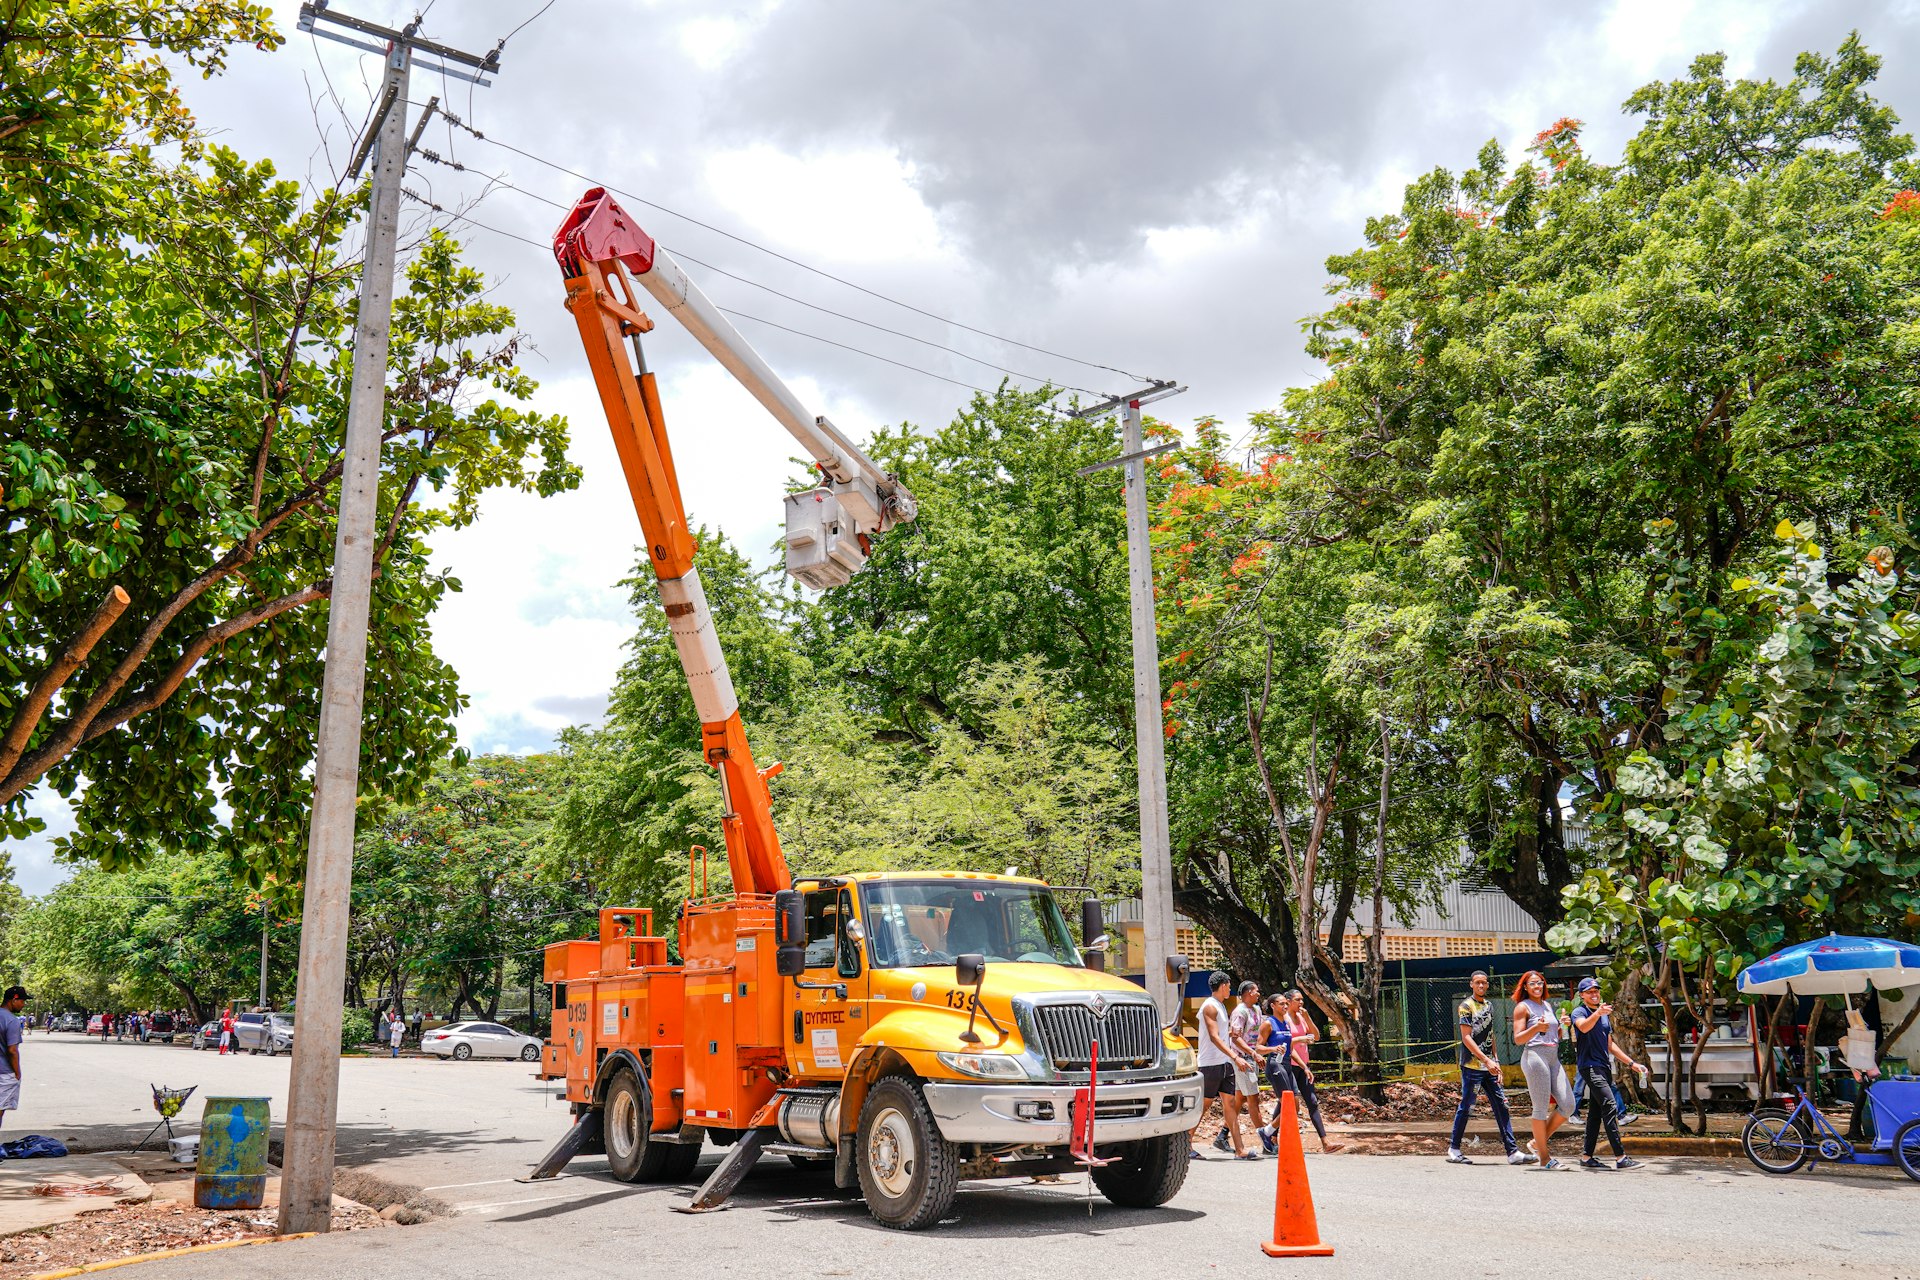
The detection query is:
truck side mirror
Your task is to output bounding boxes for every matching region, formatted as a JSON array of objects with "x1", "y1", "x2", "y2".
[
  {"x1": 955, "y1": 953, "x2": 985, "y2": 989},
  {"x1": 1081, "y1": 900, "x2": 1107, "y2": 972},
  {"x1": 774, "y1": 890, "x2": 806, "y2": 978},
  {"x1": 1165, "y1": 953, "x2": 1190, "y2": 988}
]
